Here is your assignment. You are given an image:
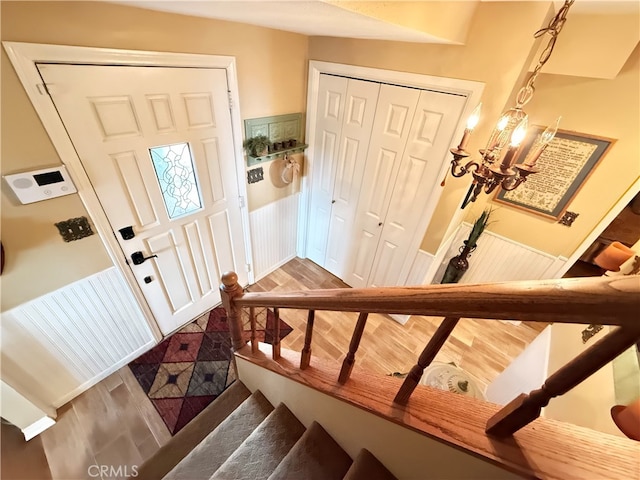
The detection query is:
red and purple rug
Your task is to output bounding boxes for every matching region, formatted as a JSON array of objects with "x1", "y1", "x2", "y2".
[{"x1": 129, "y1": 306, "x2": 292, "y2": 435}]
